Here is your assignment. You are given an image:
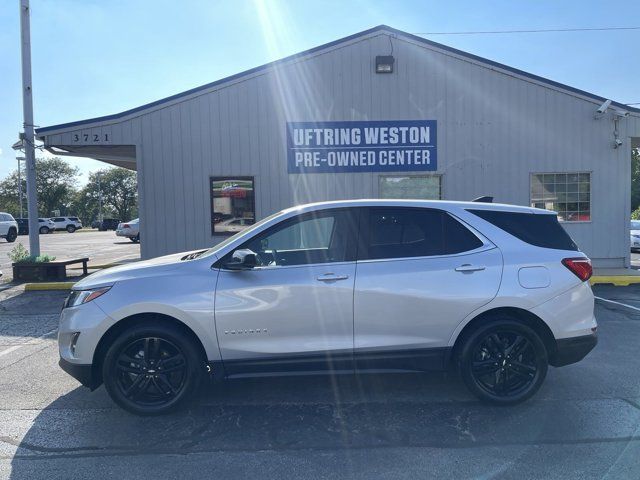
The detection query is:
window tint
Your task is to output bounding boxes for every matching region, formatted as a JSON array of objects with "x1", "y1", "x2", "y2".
[
  {"x1": 241, "y1": 209, "x2": 356, "y2": 267},
  {"x1": 53, "y1": 217, "x2": 64, "y2": 222},
  {"x1": 362, "y1": 208, "x2": 483, "y2": 260},
  {"x1": 469, "y1": 209, "x2": 578, "y2": 251},
  {"x1": 442, "y1": 213, "x2": 484, "y2": 254},
  {"x1": 68, "y1": 217, "x2": 79, "y2": 221}
]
